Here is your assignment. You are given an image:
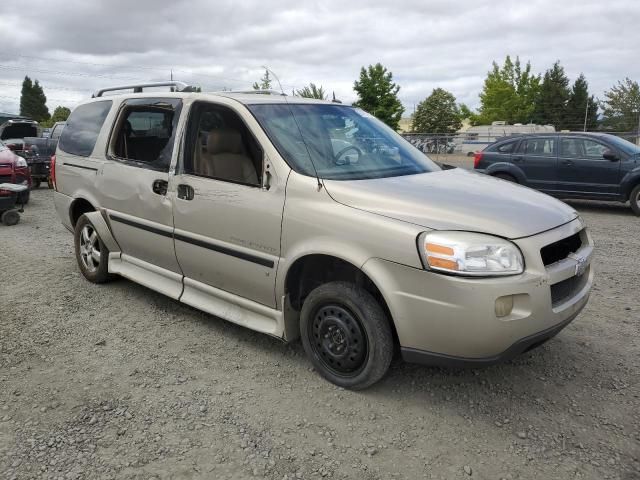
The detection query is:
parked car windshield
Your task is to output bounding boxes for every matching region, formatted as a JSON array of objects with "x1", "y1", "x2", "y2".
[
  {"x1": 249, "y1": 103, "x2": 440, "y2": 180},
  {"x1": 605, "y1": 135, "x2": 640, "y2": 155}
]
